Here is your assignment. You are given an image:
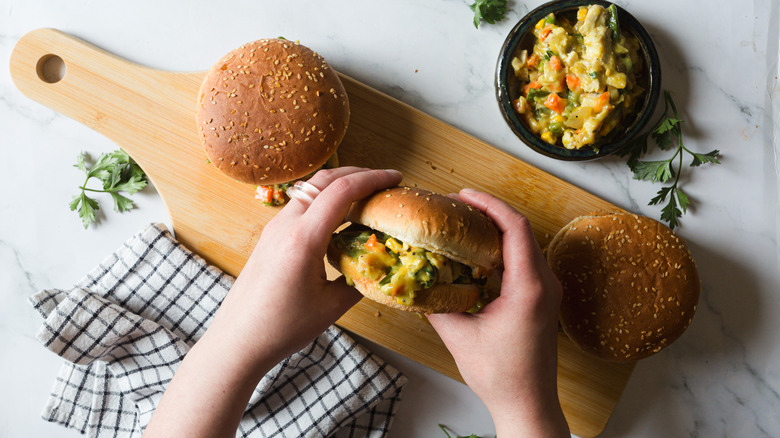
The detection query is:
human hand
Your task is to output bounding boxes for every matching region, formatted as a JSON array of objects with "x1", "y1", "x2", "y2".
[
  {"x1": 144, "y1": 167, "x2": 402, "y2": 438},
  {"x1": 222, "y1": 167, "x2": 404, "y2": 365},
  {"x1": 427, "y1": 189, "x2": 569, "y2": 437}
]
